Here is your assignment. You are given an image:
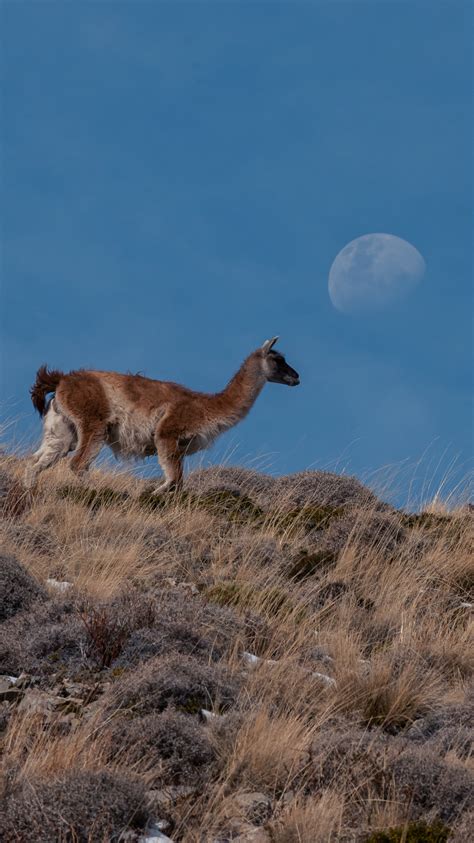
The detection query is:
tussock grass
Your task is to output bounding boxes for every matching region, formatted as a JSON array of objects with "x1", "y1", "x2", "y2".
[{"x1": 0, "y1": 453, "x2": 472, "y2": 841}]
